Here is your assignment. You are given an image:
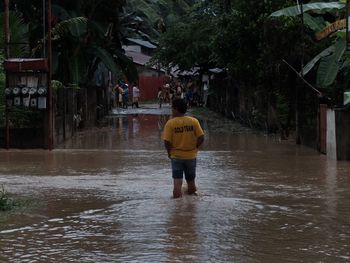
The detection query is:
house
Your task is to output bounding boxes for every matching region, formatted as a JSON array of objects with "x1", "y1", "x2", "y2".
[{"x1": 122, "y1": 38, "x2": 168, "y2": 101}]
